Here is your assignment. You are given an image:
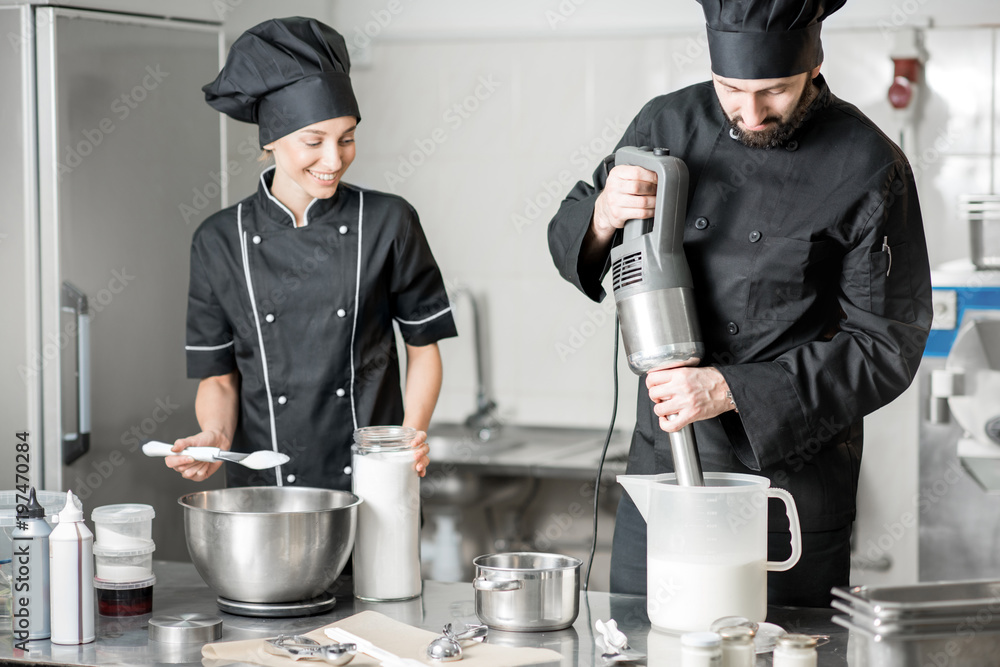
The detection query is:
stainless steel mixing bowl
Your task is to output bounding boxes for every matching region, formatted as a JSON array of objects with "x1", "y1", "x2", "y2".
[{"x1": 179, "y1": 487, "x2": 361, "y2": 603}]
